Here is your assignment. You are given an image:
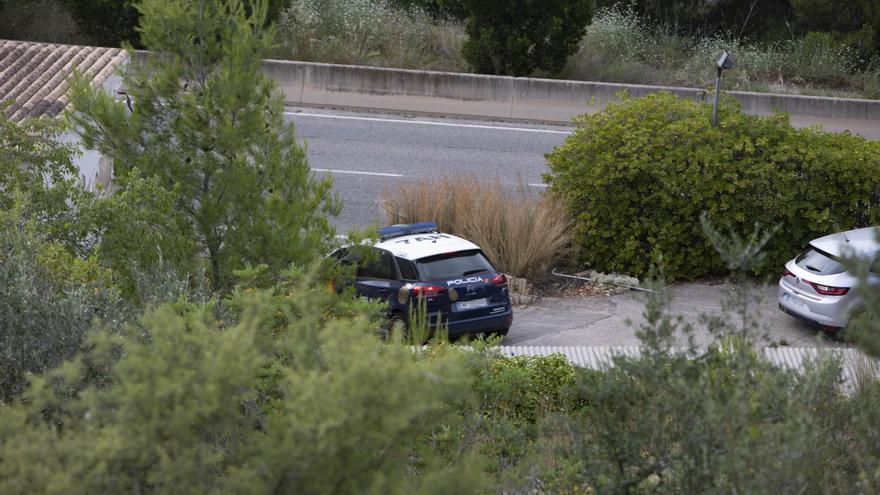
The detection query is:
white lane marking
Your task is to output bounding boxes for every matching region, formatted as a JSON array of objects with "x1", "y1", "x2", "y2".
[
  {"x1": 313, "y1": 167, "x2": 548, "y2": 187},
  {"x1": 312, "y1": 168, "x2": 405, "y2": 178},
  {"x1": 286, "y1": 111, "x2": 573, "y2": 135}
]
